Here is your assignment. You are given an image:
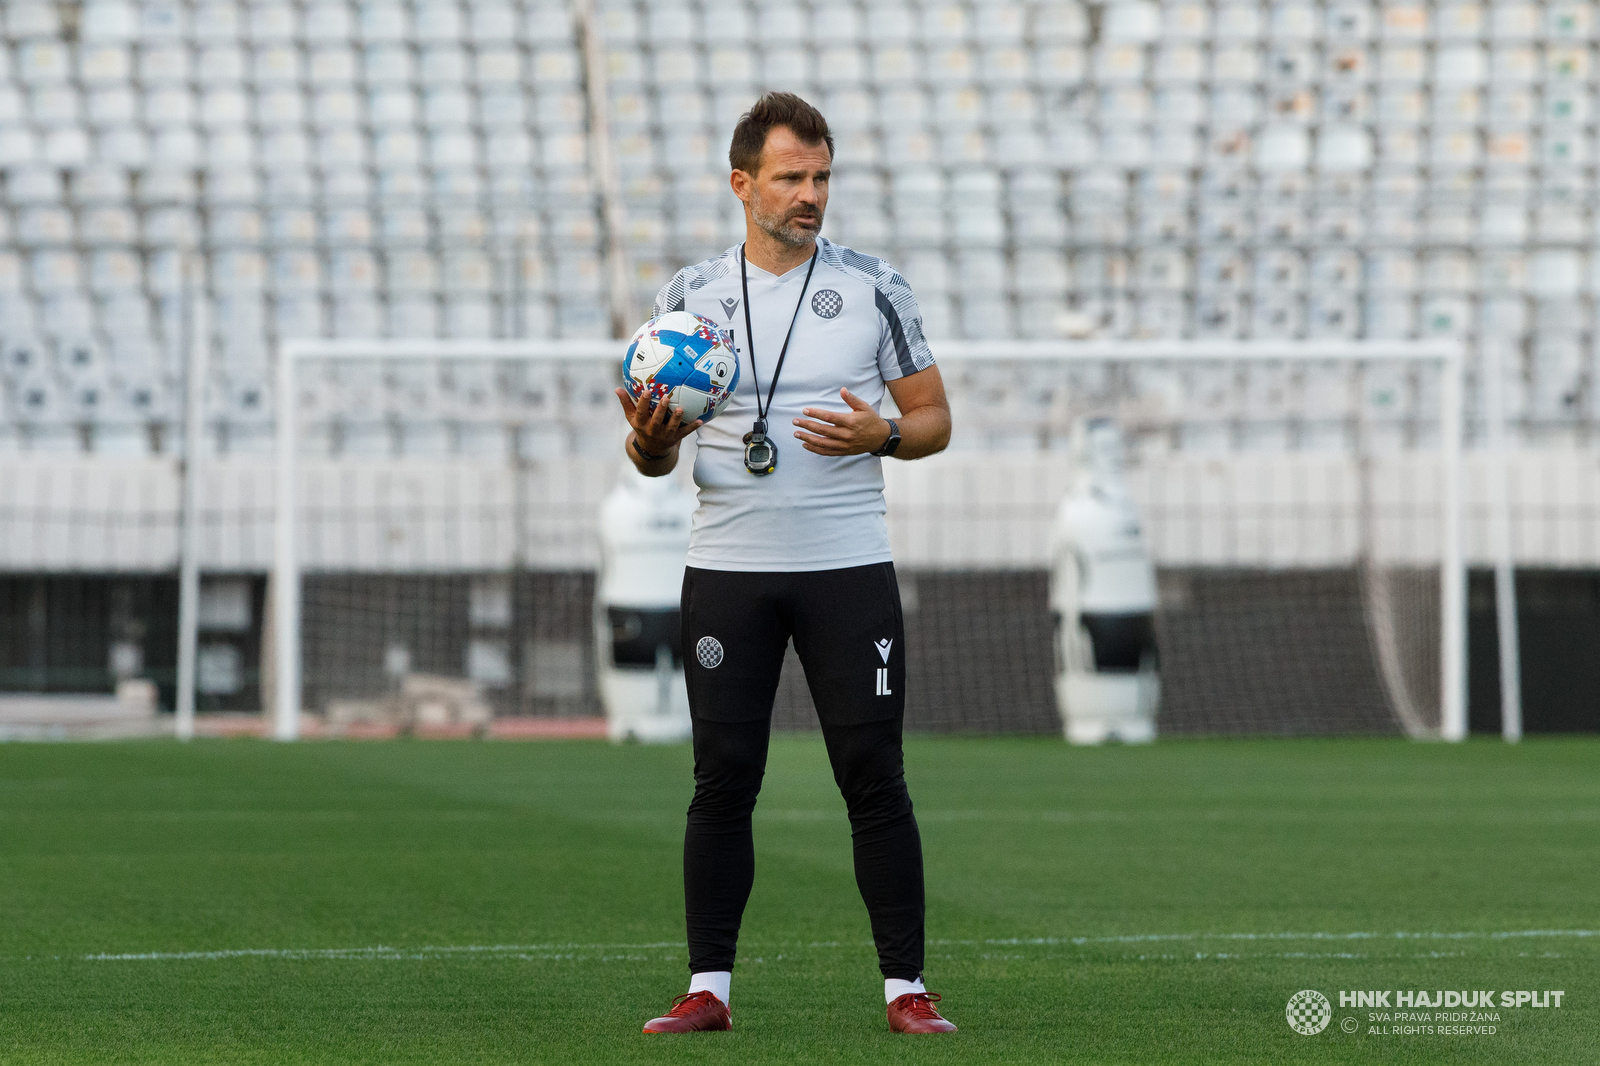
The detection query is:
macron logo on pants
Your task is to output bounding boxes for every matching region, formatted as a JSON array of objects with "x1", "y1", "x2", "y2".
[{"x1": 875, "y1": 639, "x2": 893, "y2": 695}]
